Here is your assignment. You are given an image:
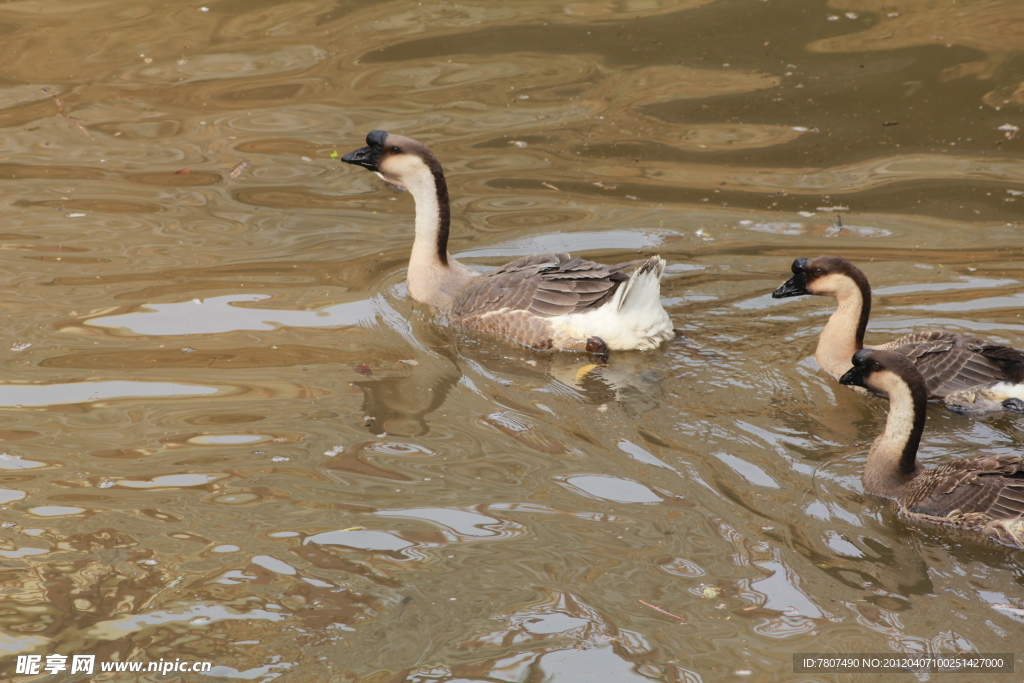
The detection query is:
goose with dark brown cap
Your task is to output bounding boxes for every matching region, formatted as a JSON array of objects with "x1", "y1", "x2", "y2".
[
  {"x1": 773, "y1": 256, "x2": 1024, "y2": 412},
  {"x1": 342, "y1": 131, "x2": 674, "y2": 356},
  {"x1": 840, "y1": 349, "x2": 1024, "y2": 548}
]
